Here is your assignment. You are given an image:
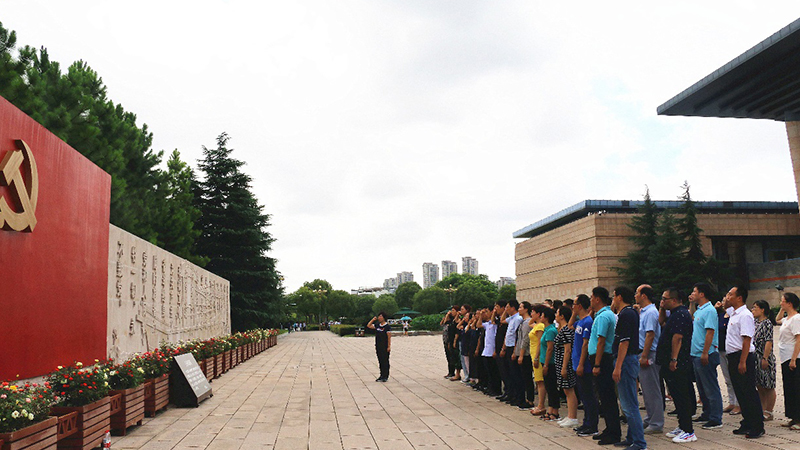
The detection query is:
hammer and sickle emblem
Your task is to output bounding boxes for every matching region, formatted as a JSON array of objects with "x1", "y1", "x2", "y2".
[{"x1": 0, "y1": 140, "x2": 39, "y2": 232}]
